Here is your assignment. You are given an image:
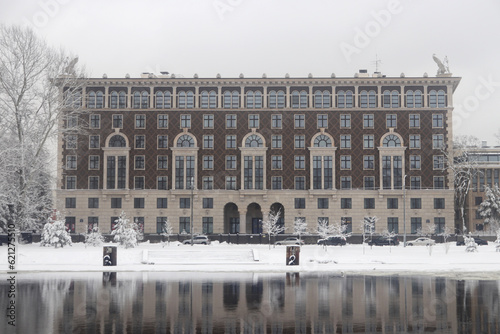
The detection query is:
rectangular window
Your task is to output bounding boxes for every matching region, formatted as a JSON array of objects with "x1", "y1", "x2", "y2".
[
  {"x1": 135, "y1": 135, "x2": 145, "y2": 149},
  {"x1": 90, "y1": 114, "x2": 100, "y2": 129},
  {"x1": 341, "y1": 198, "x2": 352, "y2": 209},
  {"x1": 89, "y1": 176, "x2": 99, "y2": 189},
  {"x1": 203, "y1": 155, "x2": 214, "y2": 170},
  {"x1": 363, "y1": 135, "x2": 374, "y2": 149},
  {"x1": 180, "y1": 114, "x2": 191, "y2": 128},
  {"x1": 158, "y1": 156, "x2": 168, "y2": 169},
  {"x1": 435, "y1": 217, "x2": 445, "y2": 234},
  {"x1": 89, "y1": 135, "x2": 99, "y2": 149},
  {"x1": 341, "y1": 176, "x2": 351, "y2": 189},
  {"x1": 295, "y1": 198, "x2": 306, "y2": 209},
  {"x1": 112, "y1": 115, "x2": 123, "y2": 129},
  {"x1": 134, "y1": 198, "x2": 145, "y2": 209},
  {"x1": 409, "y1": 135, "x2": 421, "y2": 149},
  {"x1": 364, "y1": 176, "x2": 375, "y2": 190},
  {"x1": 203, "y1": 198, "x2": 213, "y2": 209},
  {"x1": 157, "y1": 176, "x2": 168, "y2": 190},
  {"x1": 340, "y1": 114, "x2": 351, "y2": 128},
  {"x1": 434, "y1": 198, "x2": 445, "y2": 209},
  {"x1": 88, "y1": 198, "x2": 99, "y2": 209},
  {"x1": 433, "y1": 134, "x2": 444, "y2": 149},
  {"x1": 271, "y1": 135, "x2": 282, "y2": 149},
  {"x1": 66, "y1": 176, "x2": 76, "y2": 190},
  {"x1": 66, "y1": 155, "x2": 77, "y2": 169},
  {"x1": 295, "y1": 176, "x2": 305, "y2": 190},
  {"x1": 410, "y1": 155, "x2": 421, "y2": 170},
  {"x1": 475, "y1": 196, "x2": 483, "y2": 206},
  {"x1": 134, "y1": 155, "x2": 145, "y2": 170},
  {"x1": 271, "y1": 114, "x2": 282, "y2": 129},
  {"x1": 340, "y1": 155, "x2": 351, "y2": 170},
  {"x1": 203, "y1": 114, "x2": 214, "y2": 129},
  {"x1": 434, "y1": 176, "x2": 445, "y2": 189},
  {"x1": 157, "y1": 198, "x2": 168, "y2": 209},
  {"x1": 226, "y1": 155, "x2": 237, "y2": 170},
  {"x1": 111, "y1": 198, "x2": 122, "y2": 209},
  {"x1": 432, "y1": 114, "x2": 444, "y2": 128},
  {"x1": 271, "y1": 176, "x2": 282, "y2": 190},
  {"x1": 409, "y1": 114, "x2": 420, "y2": 128},
  {"x1": 272, "y1": 156, "x2": 282, "y2": 170},
  {"x1": 317, "y1": 114, "x2": 328, "y2": 128},
  {"x1": 386, "y1": 114, "x2": 397, "y2": 128},
  {"x1": 158, "y1": 114, "x2": 168, "y2": 129},
  {"x1": 387, "y1": 217, "x2": 399, "y2": 233},
  {"x1": 66, "y1": 135, "x2": 77, "y2": 149},
  {"x1": 135, "y1": 114, "x2": 146, "y2": 129},
  {"x1": 410, "y1": 198, "x2": 422, "y2": 209},
  {"x1": 340, "y1": 135, "x2": 351, "y2": 149},
  {"x1": 203, "y1": 135, "x2": 214, "y2": 149},
  {"x1": 249, "y1": 114, "x2": 260, "y2": 128},
  {"x1": 180, "y1": 198, "x2": 190, "y2": 209},
  {"x1": 364, "y1": 155, "x2": 374, "y2": 170},
  {"x1": 387, "y1": 198, "x2": 398, "y2": 209},
  {"x1": 226, "y1": 176, "x2": 237, "y2": 190},
  {"x1": 202, "y1": 217, "x2": 214, "y2": 234},
  {"x1": 203, "y1": 176, "x2": 213, "y2": 190},
  {"x1": 318, "y1": 198, "x2": 329, "y2": 209},
  {"x1": 65, "y1": 197, "x2": 76, "y2": 208},
  {"x1": 135, "y1": 176, "x2": 145, "y2": 189},
  {"x1": 433, "y1": 155, "x2": 444, "y2": 170},
  {"x1": 364, "y1": 198, "x2": 375, "y2": 209},
  {"x1": 294, "y1": 135, "x2": 305, "y2": 149},
  {"x1": 410, "y1": 176, "x2": 421, "y2": 190},
  {"x1": 226, "y1": 135, "x2": 236, "y2": 149},
  {"x1": 294, "y1": 156, "x2": 305, "y2": 170},
  {"x1": 158, "y1": 135, "x2": 168, "y2": 149},
  {"x1": 411, "y1": 217, "x2": 422, "y2": 234},
  {"x1": 156, "y1": 217, "x2": 167, "y2": 234},
  {"x1": 363, "y1": 114, "x2": 374, "y2": 128},
  {"x1": 226, "y1": 114, "x2": 237, "y2": 129},
  {"x1": 294, "y1": 114, "x2": 305, "y2": 129},
  {"x1": 179, "y1": 217, "x2": 190, "y2": 234}
]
